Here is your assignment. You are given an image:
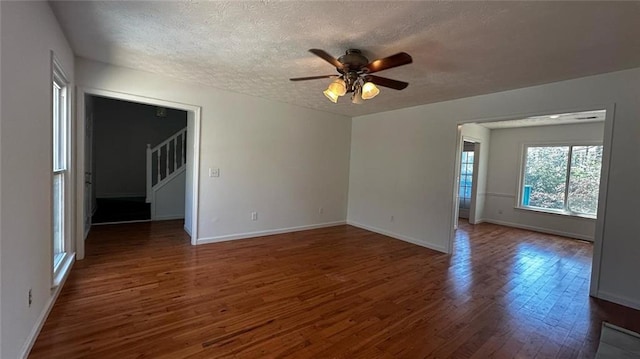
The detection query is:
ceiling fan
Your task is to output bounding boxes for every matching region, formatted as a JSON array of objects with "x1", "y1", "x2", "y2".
[{"x1": 290, "y1": 49, "x2": 413, "y2": 104}]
